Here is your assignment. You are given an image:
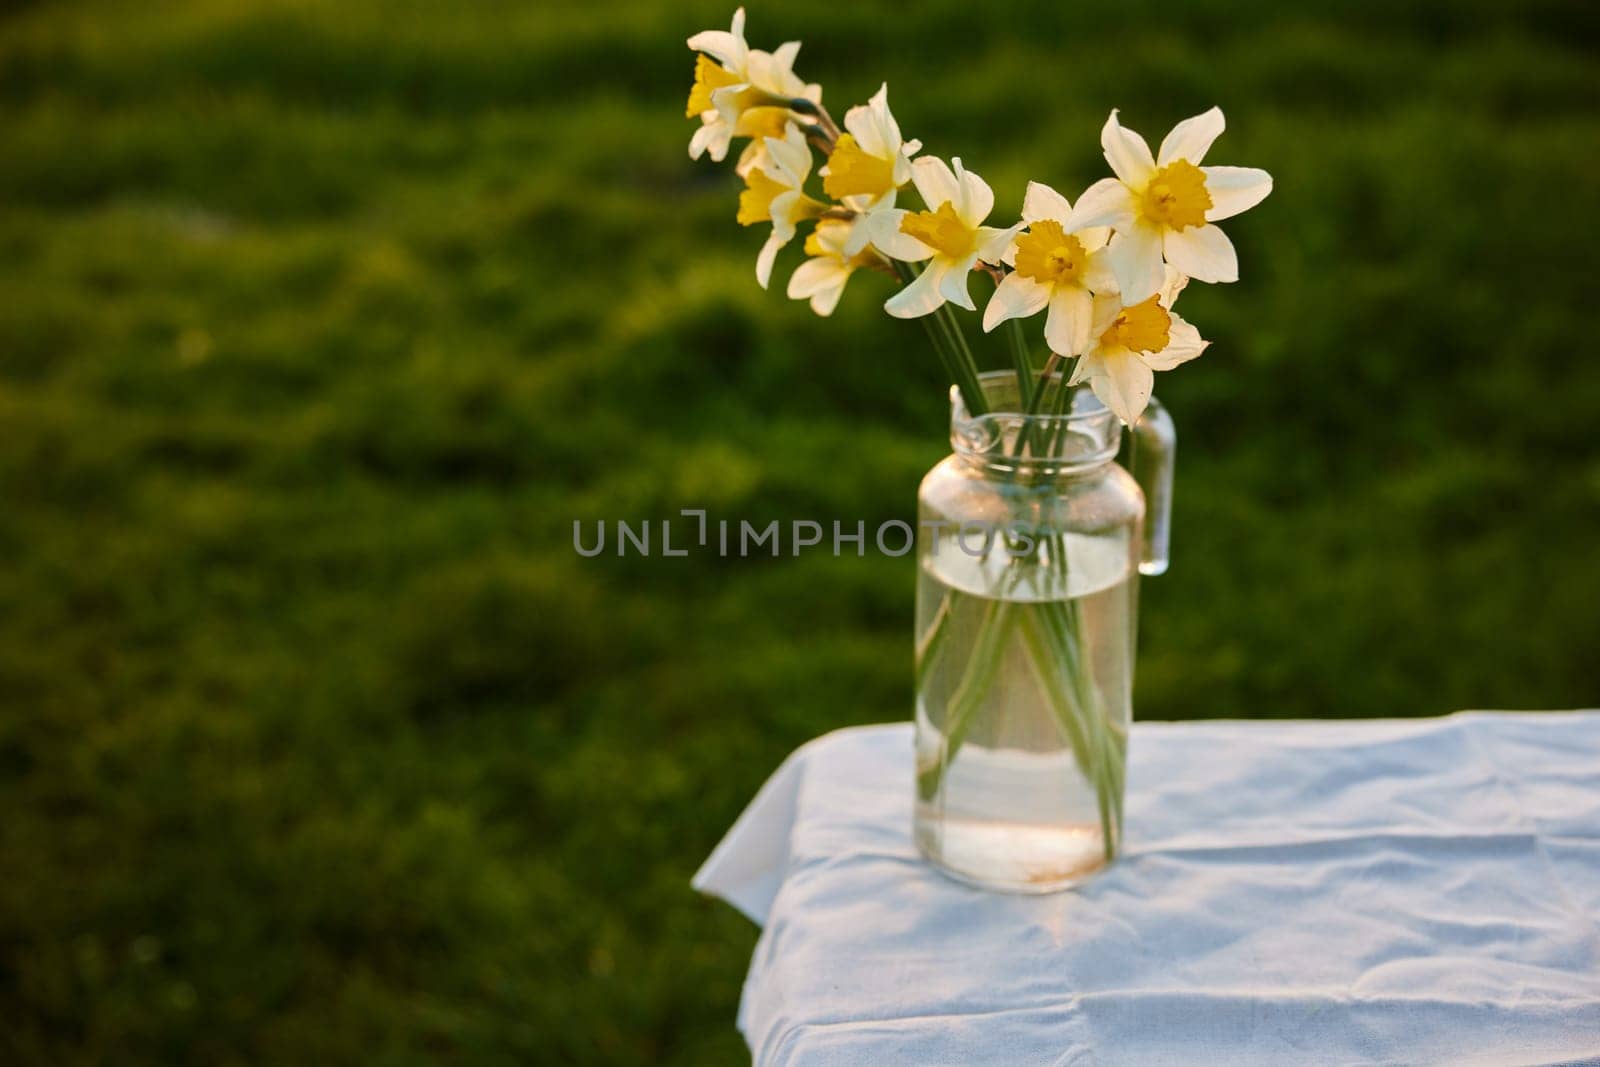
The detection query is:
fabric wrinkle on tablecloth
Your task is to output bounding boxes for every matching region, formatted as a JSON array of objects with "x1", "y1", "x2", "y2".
[{"x1": 694, "y1": 711, "x2": 1600, "y2": 1066}]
